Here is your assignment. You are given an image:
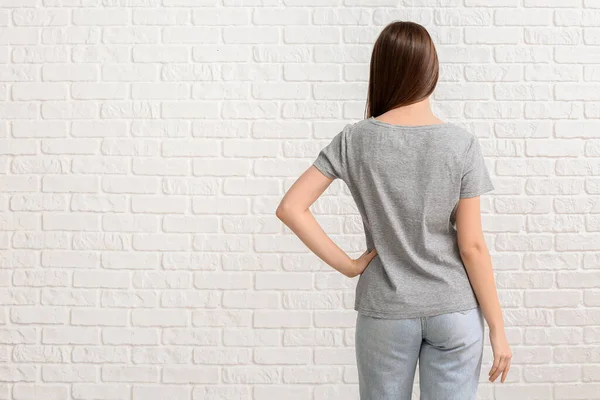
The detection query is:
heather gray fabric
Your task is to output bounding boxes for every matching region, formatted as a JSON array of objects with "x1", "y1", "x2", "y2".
[{"x1": 312, "y1": 117, "x2": 495, "y2": 319}]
